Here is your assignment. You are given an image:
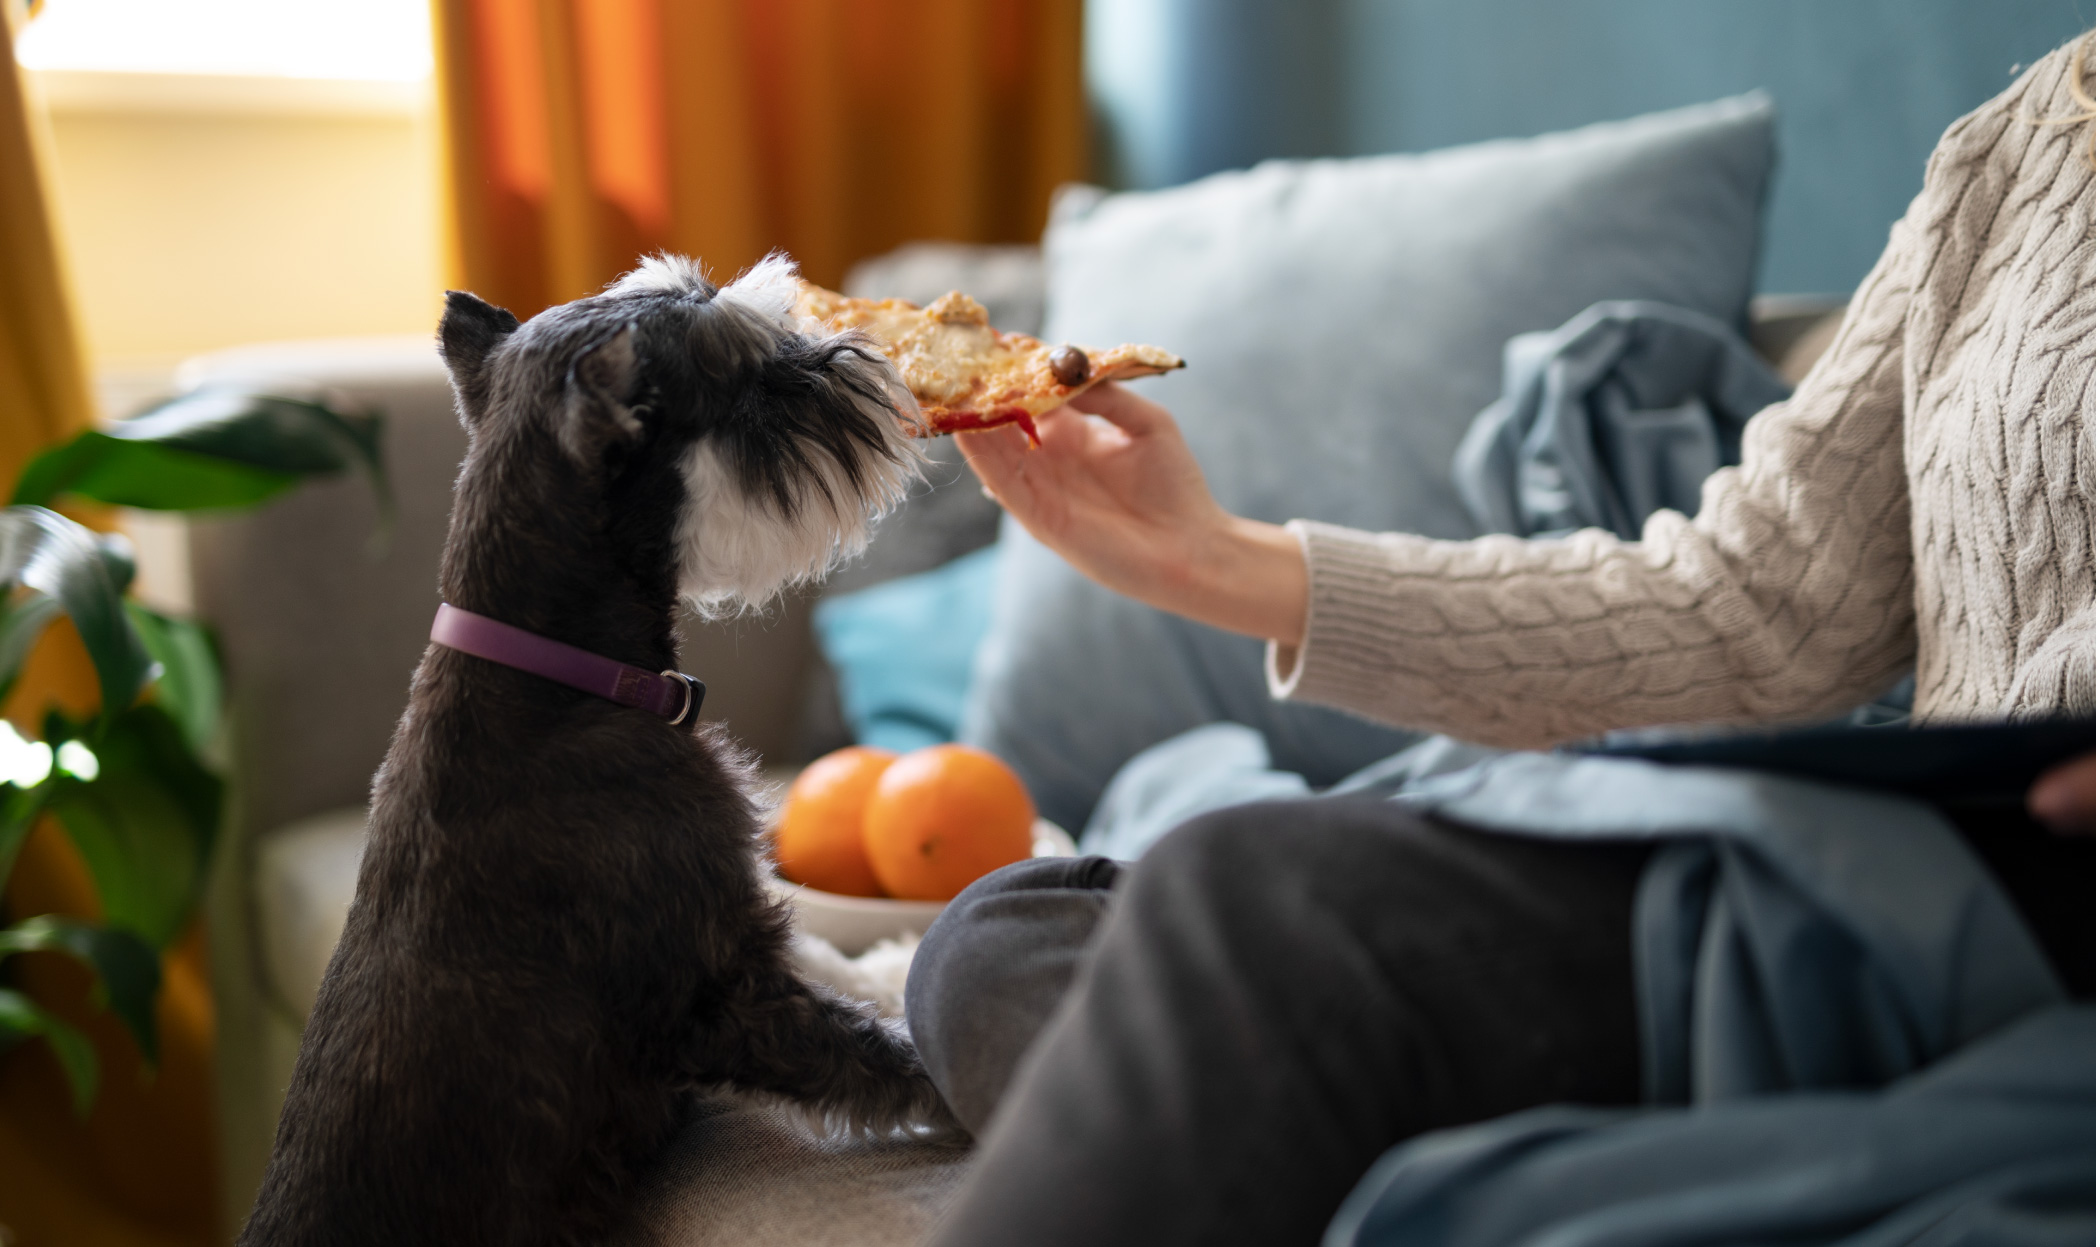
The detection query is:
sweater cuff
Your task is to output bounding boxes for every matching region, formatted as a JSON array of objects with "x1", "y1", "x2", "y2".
[
  {"x1": 1266, "y1": 519, "x2": 1418, "y2": 708},
  {"x1": 1263, "y1": 520, "x2": 1315, "y2": 698}
]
